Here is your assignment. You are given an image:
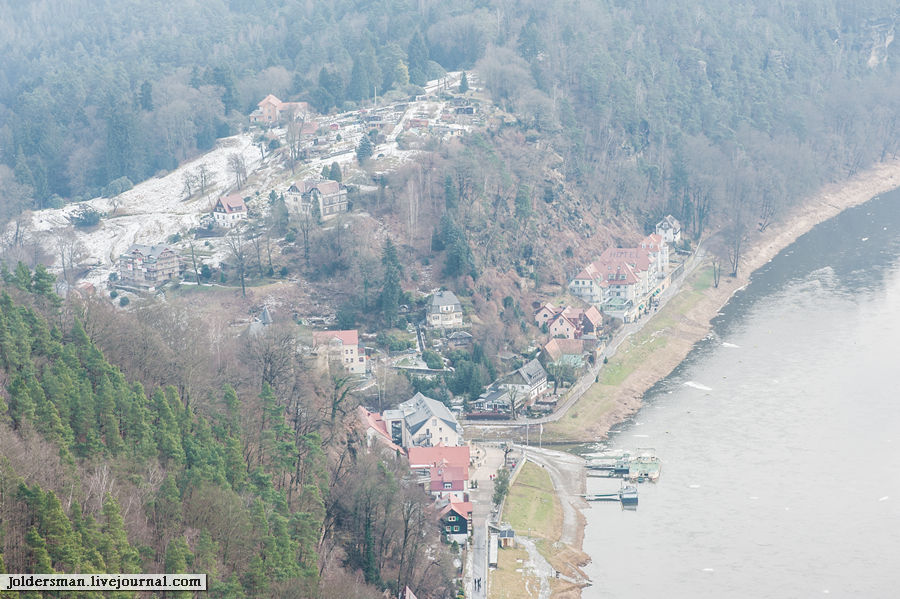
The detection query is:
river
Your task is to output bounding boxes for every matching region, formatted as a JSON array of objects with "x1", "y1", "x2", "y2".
[{"x1": 582, "y1": 191, "x2": 900, "y2": 598}]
